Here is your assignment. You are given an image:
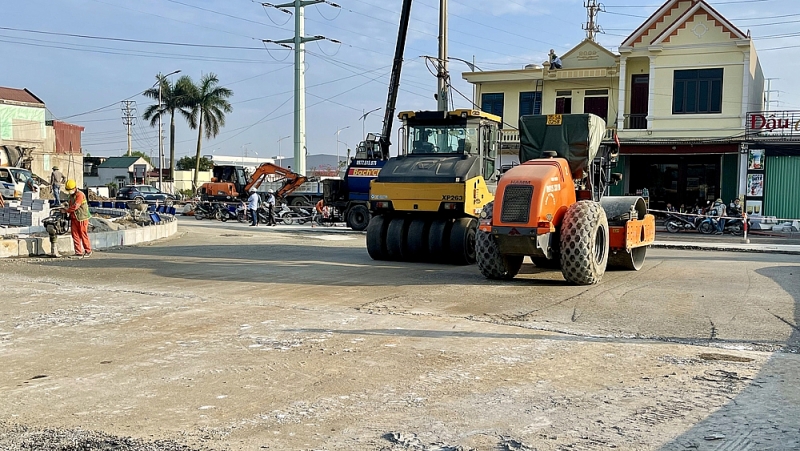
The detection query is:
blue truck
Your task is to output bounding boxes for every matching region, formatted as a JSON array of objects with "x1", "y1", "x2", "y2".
[{"x1": 323, "y1": 133, "x2": 386, "y2": 231}]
